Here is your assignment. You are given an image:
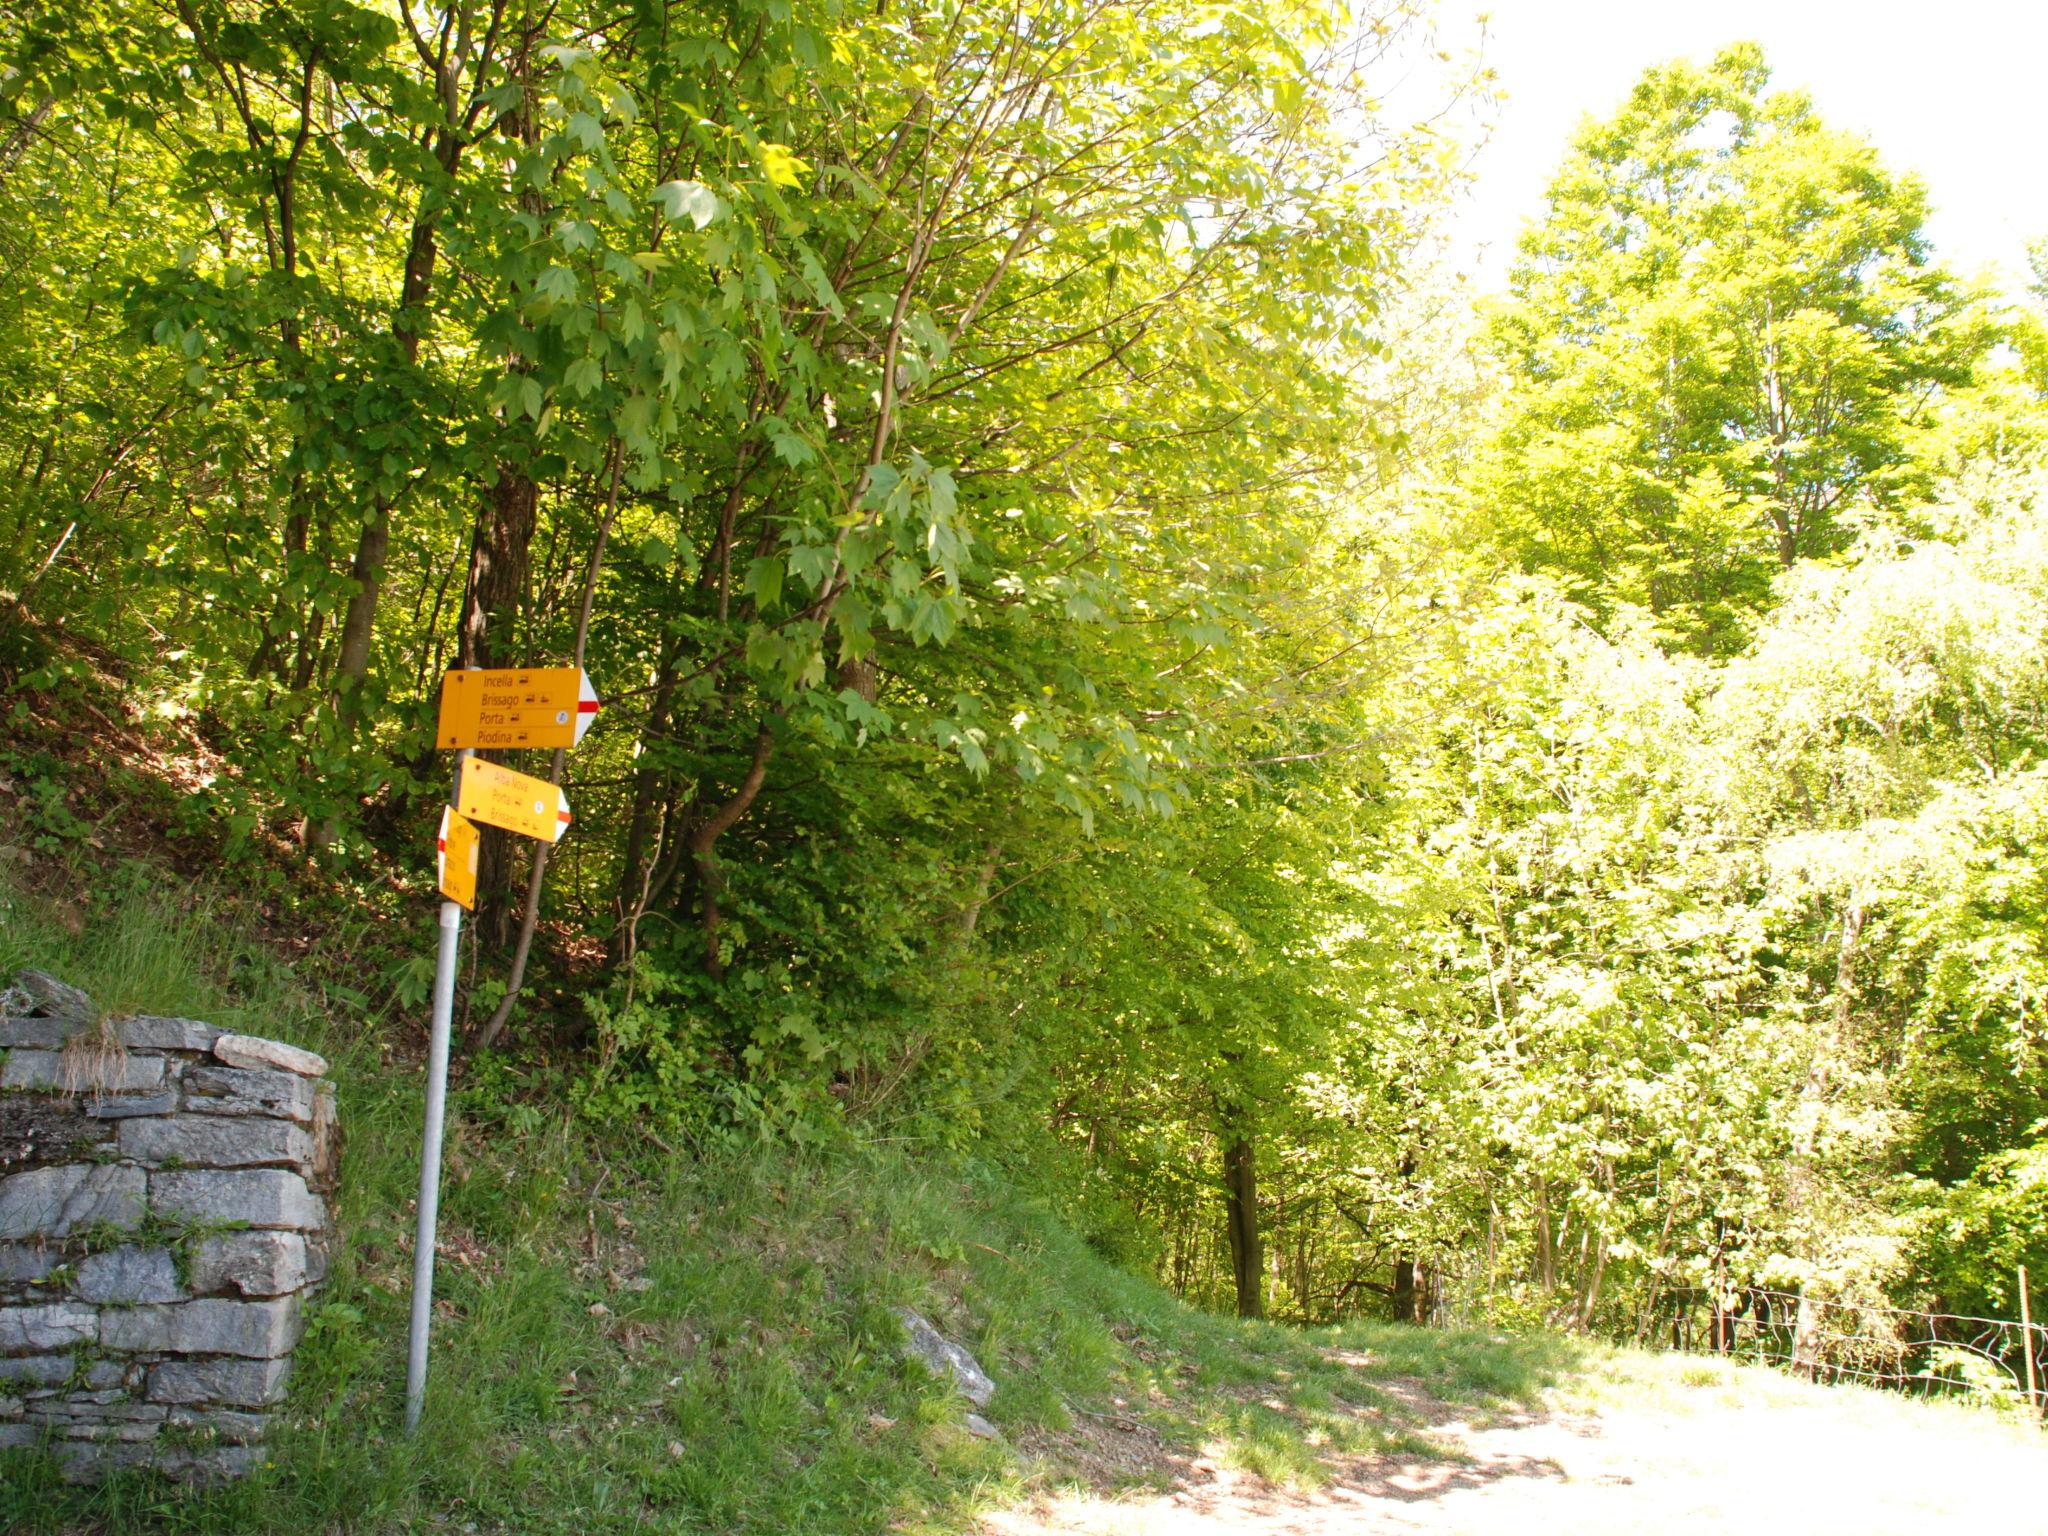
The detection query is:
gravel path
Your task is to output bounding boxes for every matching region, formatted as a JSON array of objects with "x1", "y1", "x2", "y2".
[{"x1": 983, "y1": 1356, "x2": 2048, "y2": 1535}]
